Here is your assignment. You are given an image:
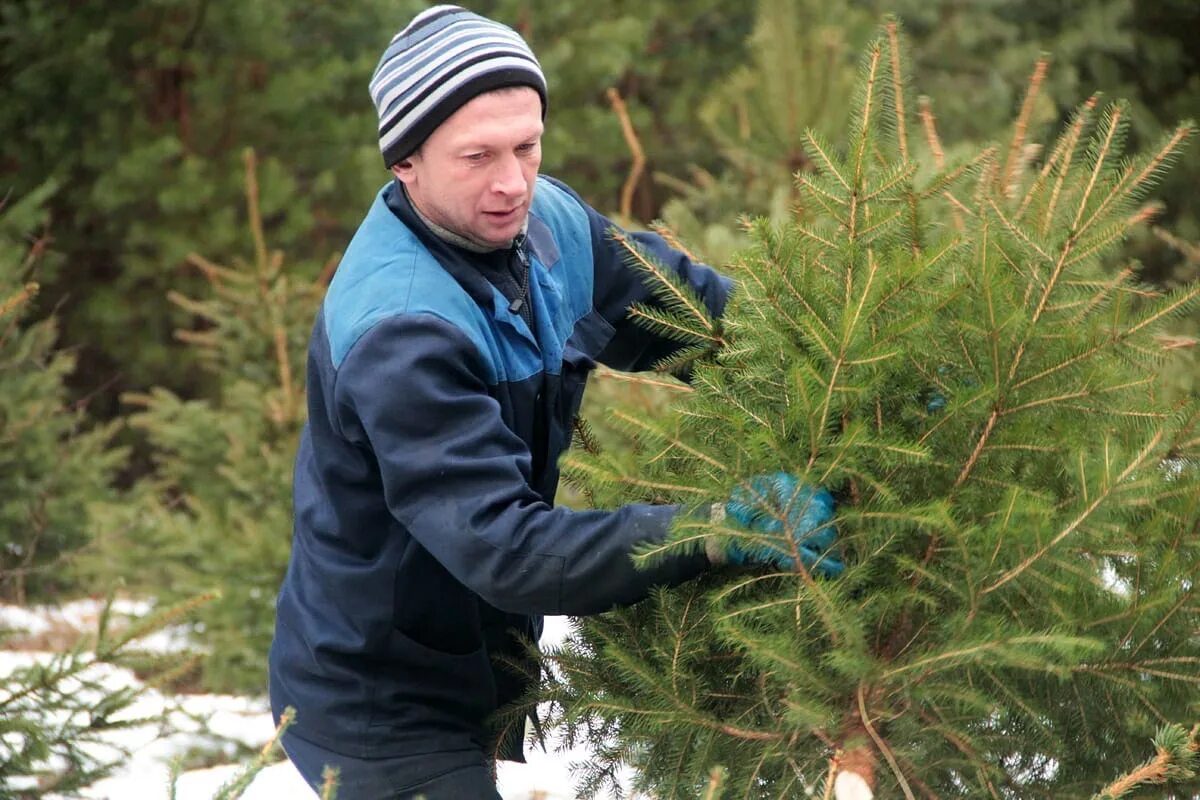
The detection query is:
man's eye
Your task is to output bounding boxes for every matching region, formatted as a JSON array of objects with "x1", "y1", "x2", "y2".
[{"x1": 465, "y1": 152, "x2": 487, "y2": 163}]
